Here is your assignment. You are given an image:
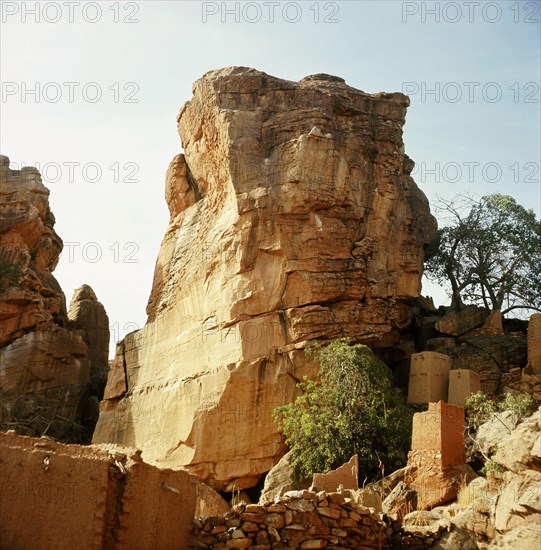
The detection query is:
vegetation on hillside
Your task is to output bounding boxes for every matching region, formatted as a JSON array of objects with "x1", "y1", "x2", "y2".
[
  {"x1": 465, "y1": 390, "x2": 535, "y2": 476},
  {"x1": 274, "y1": 339, "x2": 412, "y2": 482}
]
